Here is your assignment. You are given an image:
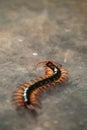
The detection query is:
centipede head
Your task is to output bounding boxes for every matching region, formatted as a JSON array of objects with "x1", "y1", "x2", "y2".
[{"x1": 35, "y1": 60, "x2": 62, "y2": 75}]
